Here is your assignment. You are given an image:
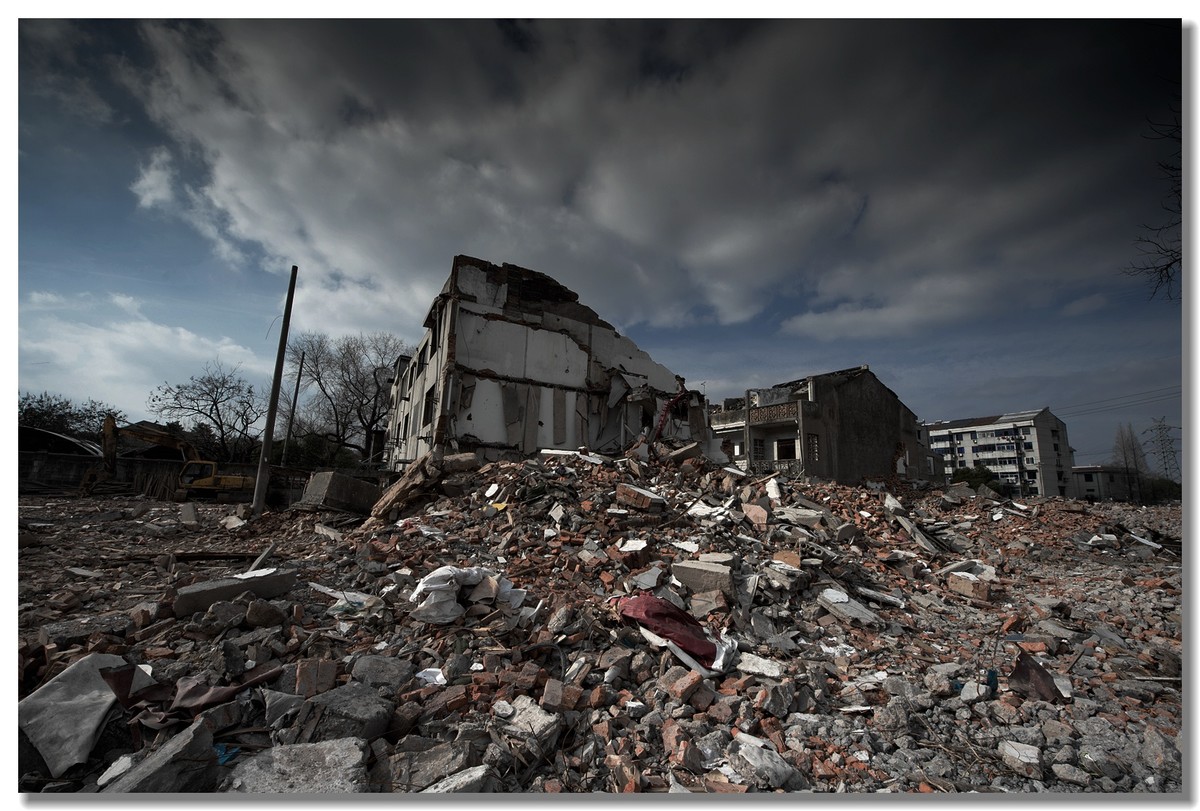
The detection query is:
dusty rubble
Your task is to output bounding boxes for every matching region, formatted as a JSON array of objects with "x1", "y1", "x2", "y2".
[{"x1": 16, "y1": 448, "x2": 1184, "y2": 794}]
